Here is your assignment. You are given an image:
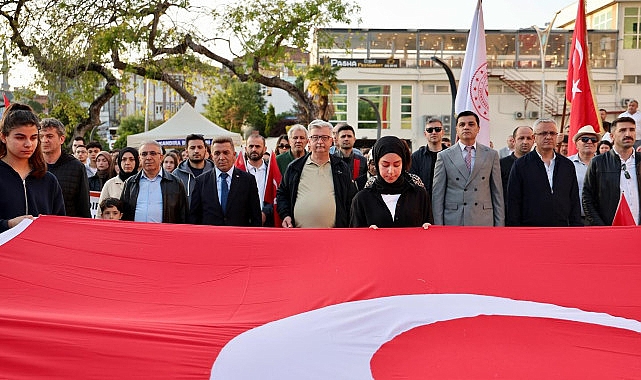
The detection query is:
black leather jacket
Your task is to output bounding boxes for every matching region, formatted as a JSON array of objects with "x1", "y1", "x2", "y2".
[
  {"x1": 583, "y1": 149, "x2": 641, "y2": 225},
  {"x1": 120, "y1": 169, "x2": 188, "y2": 223},
  {"x1": 276, "y1": 153, "x2": 356, "y2": 227}
]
